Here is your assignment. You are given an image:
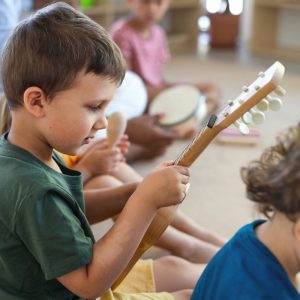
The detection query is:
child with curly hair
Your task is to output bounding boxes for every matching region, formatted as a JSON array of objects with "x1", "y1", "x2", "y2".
[{"x1": 191, "y1": 123, "x2": 300, "y2": 299}]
